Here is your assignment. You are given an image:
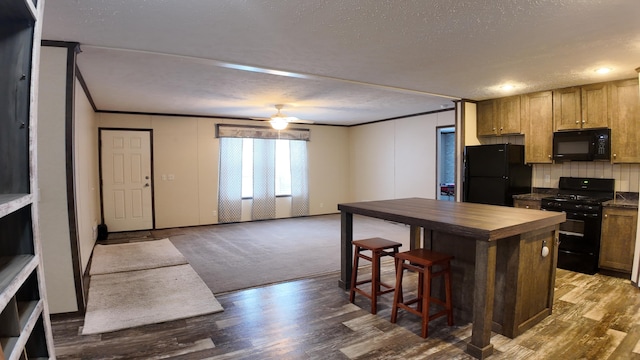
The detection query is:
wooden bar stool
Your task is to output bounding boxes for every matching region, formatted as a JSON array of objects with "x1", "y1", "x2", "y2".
[
  {"x1": 390, "y1": 248, "x2": 454, "y2": 338},
  {"x1": 349, "y1": 237, "x2": 402, "y2": 314}
]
